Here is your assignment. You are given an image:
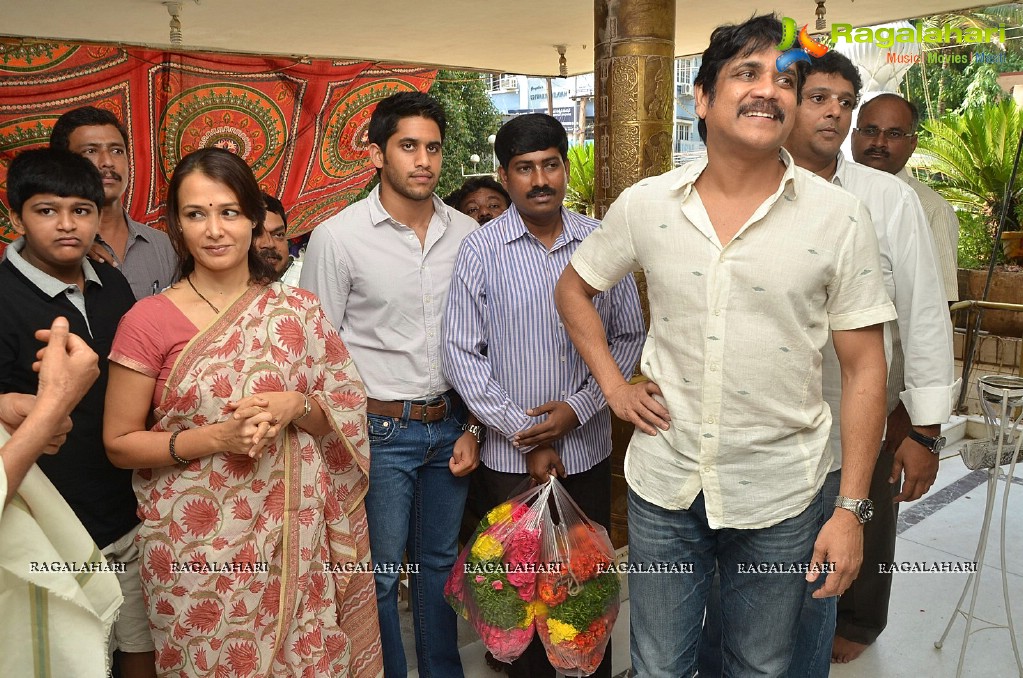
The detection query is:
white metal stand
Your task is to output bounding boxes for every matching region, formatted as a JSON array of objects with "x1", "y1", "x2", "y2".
[{"x1": 935, "y1": 375, "x2": 1023, "y2": 677}]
